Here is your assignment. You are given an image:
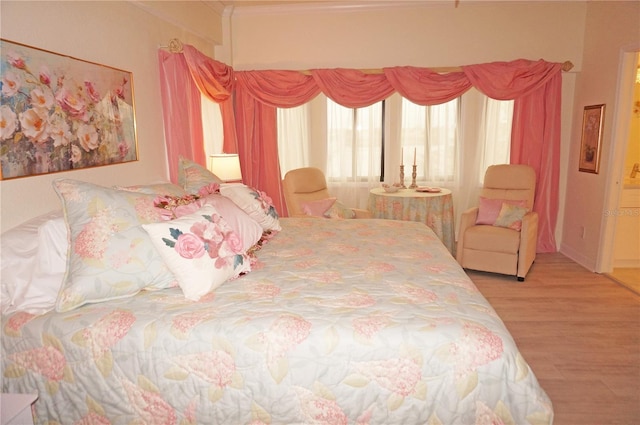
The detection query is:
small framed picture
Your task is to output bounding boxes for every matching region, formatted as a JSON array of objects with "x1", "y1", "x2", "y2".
[{"x1": 578, "y1": 104, "x2": 605, "y2": 174}]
